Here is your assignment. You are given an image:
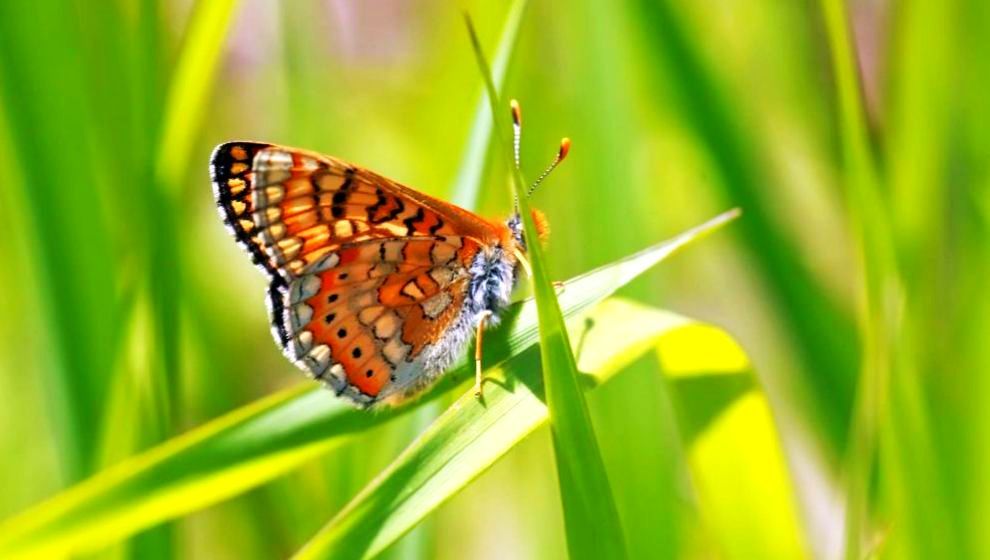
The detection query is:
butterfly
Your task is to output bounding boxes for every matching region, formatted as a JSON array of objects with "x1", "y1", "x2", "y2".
[{"x1": 211, "y1": 132, "x2": 563, "y2": 407}]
